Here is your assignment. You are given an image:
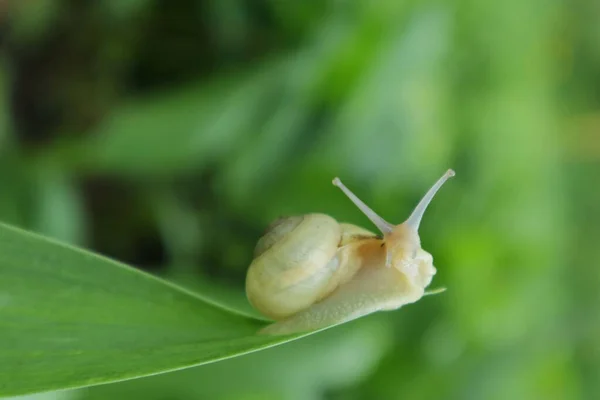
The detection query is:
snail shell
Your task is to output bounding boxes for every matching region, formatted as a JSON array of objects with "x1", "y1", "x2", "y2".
[{"x1": 246, "y1": 170, "x2": 455, "y2": 335}]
